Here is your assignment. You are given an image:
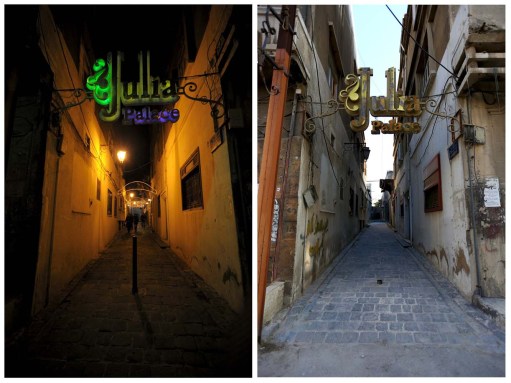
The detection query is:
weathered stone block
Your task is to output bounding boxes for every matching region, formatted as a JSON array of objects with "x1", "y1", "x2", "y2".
[{"x1": 263, "y1": 281, "x2": 285, "y2": 324}]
